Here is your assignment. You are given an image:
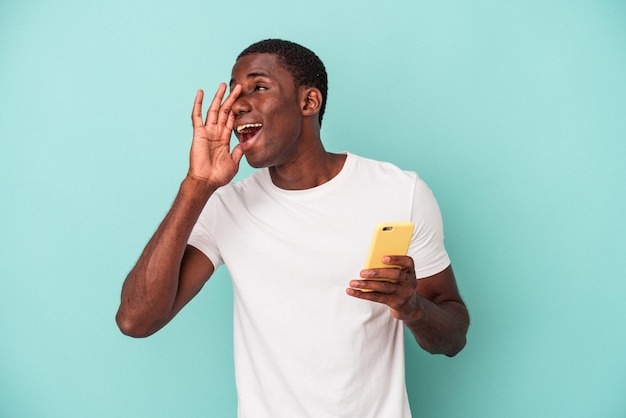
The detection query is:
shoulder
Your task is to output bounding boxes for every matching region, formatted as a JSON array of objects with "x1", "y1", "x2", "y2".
[
  {"x1": 211, "y1": 169, "x2": 268, "y2": 201},
  {"x1": 347, "y1": 153, "x2": 440, "y2": 209},
  {"x1": 347, "y1": 153, "x2": 417, "y2": 183}
]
